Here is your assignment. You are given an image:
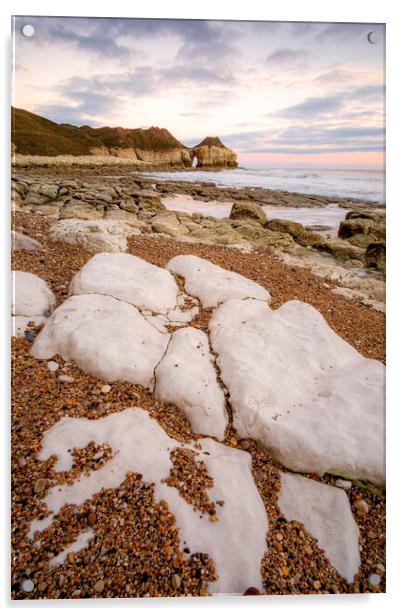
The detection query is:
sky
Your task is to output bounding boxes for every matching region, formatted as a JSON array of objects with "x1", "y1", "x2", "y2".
[{"x1": 12, "y1": 17, "x2": 385, "y2": 169}]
